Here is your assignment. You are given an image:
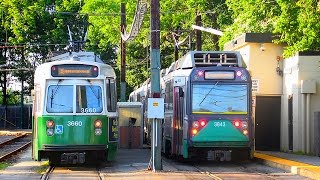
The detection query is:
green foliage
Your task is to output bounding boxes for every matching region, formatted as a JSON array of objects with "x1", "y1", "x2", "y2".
[
  {"x1": 0, "y1": 90, "x2": 21, "y2": 105},
  {"x1": 35, "y1": 160, "x2": 49, "y2": 174},
  {"x1": 219, "y1": 0, "x2": 281, "y2": 48},
  {"x1": 0, "y1": 0, "x2": 319, "y2": 99},
  {"x1": 274, "y1": 0, "x2": 320, "y2": 57},
  {"x1": 220, "y1": 0, "x2": 320, "y2": 57},
  {"x1": 0, "y1": 162, "x2": 10, "y2": 170}
]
